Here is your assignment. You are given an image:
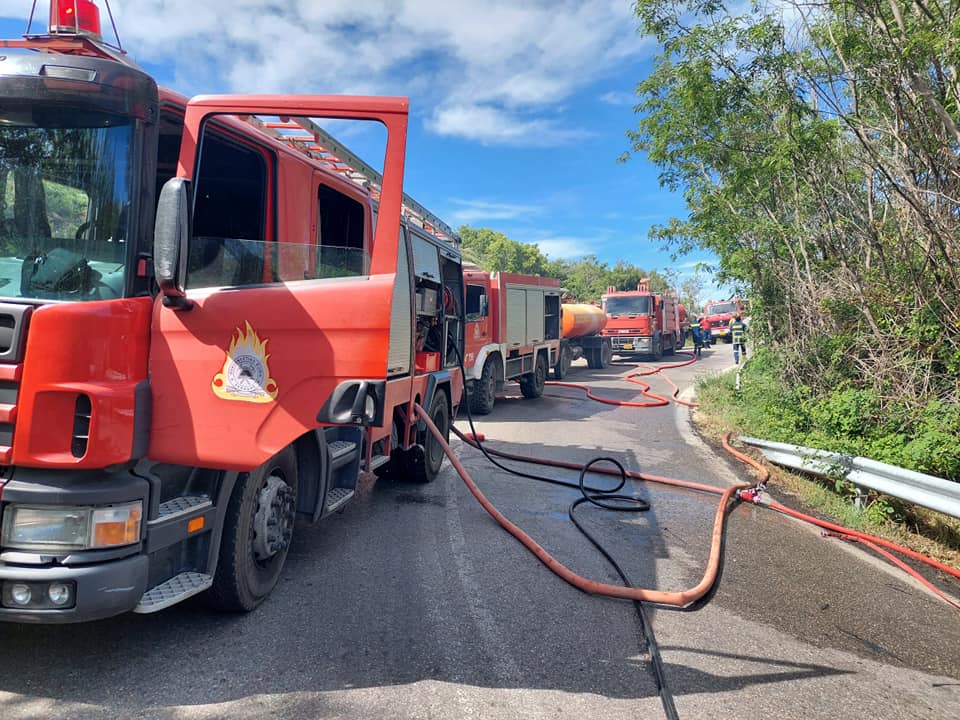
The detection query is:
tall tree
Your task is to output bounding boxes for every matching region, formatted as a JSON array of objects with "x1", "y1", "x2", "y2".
[{"x1": 627, "y1": 0, "x2": 960, "y2": 409}]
